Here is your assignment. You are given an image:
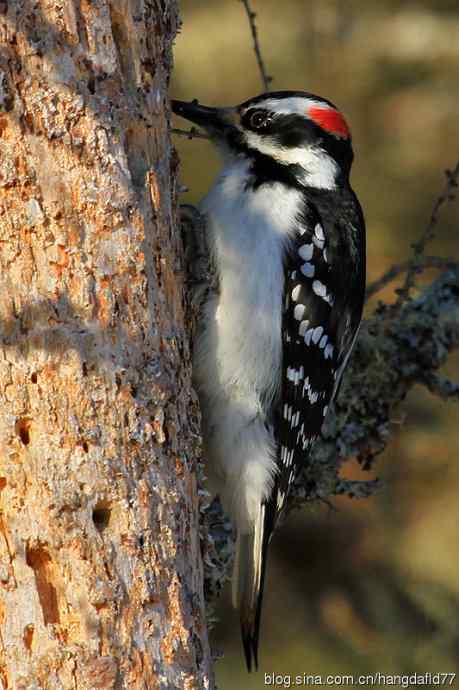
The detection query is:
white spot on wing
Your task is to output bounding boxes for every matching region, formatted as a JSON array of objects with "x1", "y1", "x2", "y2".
[
  {"x1": 292, "y1": 285, "x2": 301, "y2": 301},
  {"x1": 324, "y1": 343, "x2": 334, "y2": 359},
  {"x1": 313, "y1": 236, "x2": 325, "y2": 250},
  {"x1": 291, "y1": 411, "x2": 300, "y2": 428},
  {"x1": 294, "y1": 304, "x2": 306, "y2": 321},
  {"x1": 299, "y1": 319, "x2": 309, "y2": 337},
  {"x1": 283, "y1": 404, "x2": 292, "y2": 421},
  {"x1": 304, "y1": 328, "x2": 314, "y2": 345},
  {"x1": 312, "y1": 326, "x2": 324, "y2": 344},
  {"x1": 298, "y1": 244, "x2": 313, "y2": 261},
  {"x1": 313, "y1": 280, "x2": 333, "y2": 305},
  {"x1": 313, "y1": 280, "x2": 327, "y2": 297},
  {"x1": 314, "y1": 223, "x2": 325, "y2": 241},
  {"x1": 301, "y1": 262, "x2": 315, "y2": 278}
]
